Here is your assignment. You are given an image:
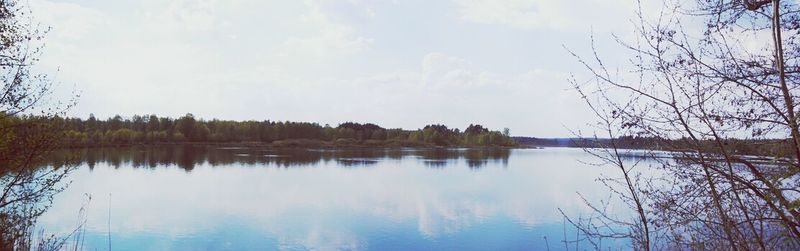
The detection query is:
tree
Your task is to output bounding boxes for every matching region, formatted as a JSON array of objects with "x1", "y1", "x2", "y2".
[
  {"x1": 22, "y1": 112, "x2": 517, "y2": 148},
  {"x1": 569, "y1": 0, "x2": 800, "y2": 249},
  {"x1": 177, "y1": 113, "x2": 196, "y2": 141},
  {"x1": 147, "y1": 114, "x2": 159, "y2": 132},
  {"x1": 194, "y1": 123, "x2": 210, "y2": 141},
  {"x1": 108, "y1": 115, "x2": 123, "y2": 131},
  {"x1": 132, "y1": 114, "x2": 145, "y2": 131},
  {"x1": 86, "y1": 113, "x2": 97, "y2": 131},
  {"x1": 464, "y1": 124, "x2": 488, "y2": 135},
  {"x1": 0, "y1": 0, "x2": 78, "y2": 248}
]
